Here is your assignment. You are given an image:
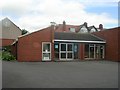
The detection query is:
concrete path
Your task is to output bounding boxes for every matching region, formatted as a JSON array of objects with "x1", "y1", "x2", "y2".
[{"x1": 0, "y1": 61, "x2": 2, "y2": 90}]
